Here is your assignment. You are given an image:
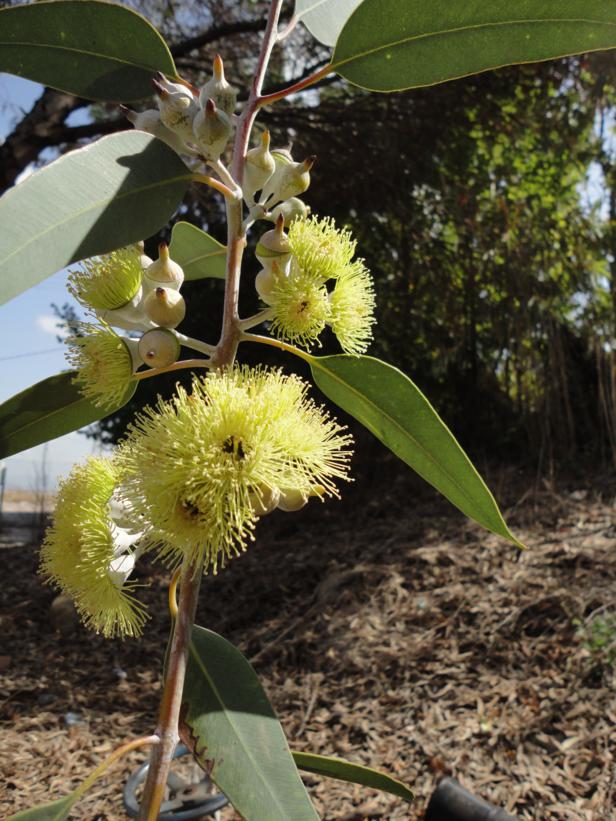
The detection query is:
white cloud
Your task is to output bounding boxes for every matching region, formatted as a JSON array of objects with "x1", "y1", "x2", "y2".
[{"x1": 36, "y1": 313, "x2": 69, "y2": 339}]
